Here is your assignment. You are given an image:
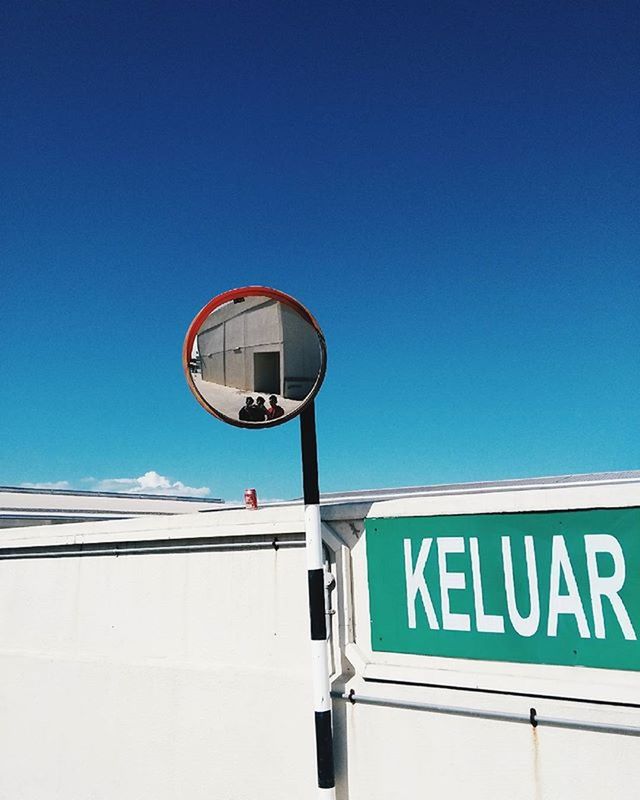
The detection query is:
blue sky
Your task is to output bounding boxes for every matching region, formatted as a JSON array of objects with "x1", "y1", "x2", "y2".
[{"x1": 1, "y1": 1, "x2": 638, "y2": 502}]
